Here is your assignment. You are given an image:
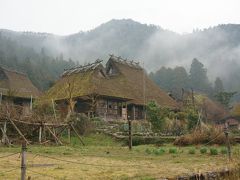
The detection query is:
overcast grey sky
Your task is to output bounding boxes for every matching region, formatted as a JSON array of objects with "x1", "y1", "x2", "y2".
[{"x1": 0, "y1": 0, "x2": 239, "y2": 35}]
